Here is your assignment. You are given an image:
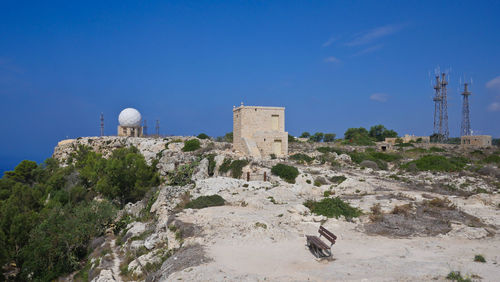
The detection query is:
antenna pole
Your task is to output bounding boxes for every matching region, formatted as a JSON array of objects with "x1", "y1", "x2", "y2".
[
  {"x1": 155, "y1": 120, "x2": 160, "y2": 137},
  {"x1": 100, "y1": 113, "x2": 104, "y2": 137}
]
